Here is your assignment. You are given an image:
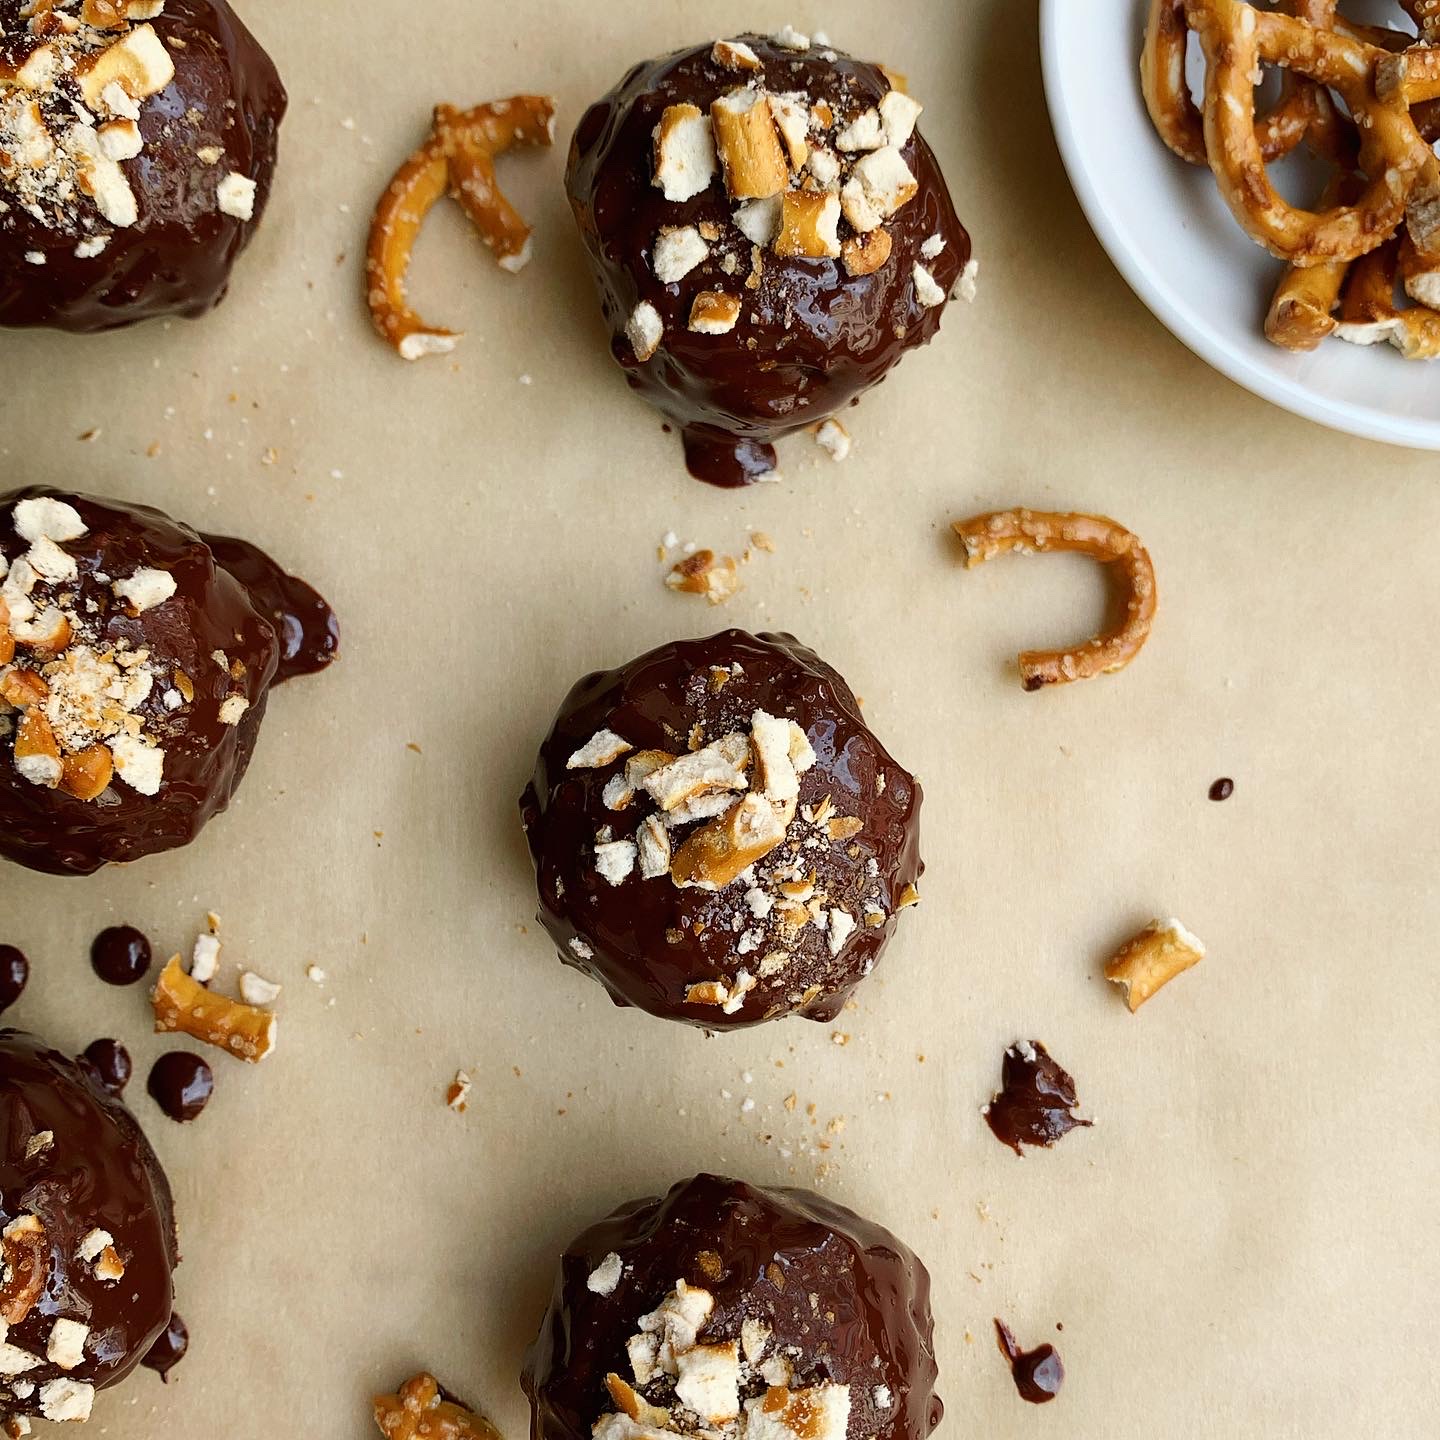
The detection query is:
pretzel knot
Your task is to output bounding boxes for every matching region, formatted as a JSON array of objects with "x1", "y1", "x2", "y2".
[
  {"x1": 1183, "y1": 0, "x2": 1432, "y2": 264},
  {"x1": 952, "y1": 510, "x2": 1157, "y2": 691},
  {"x1": 366, "y1": 96, "x2": 557, "y2": 361}
]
